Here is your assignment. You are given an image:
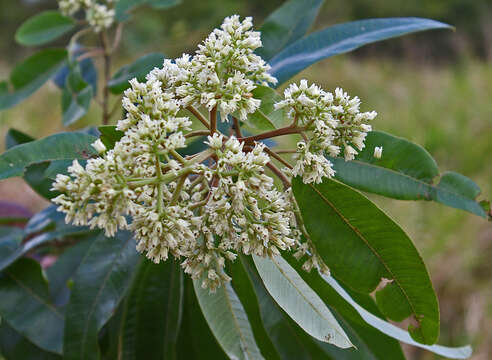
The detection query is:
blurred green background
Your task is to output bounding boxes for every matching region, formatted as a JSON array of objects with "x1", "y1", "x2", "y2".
[{"x1": 0, "y1": 1, "x2": 491, "y2": 359}]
